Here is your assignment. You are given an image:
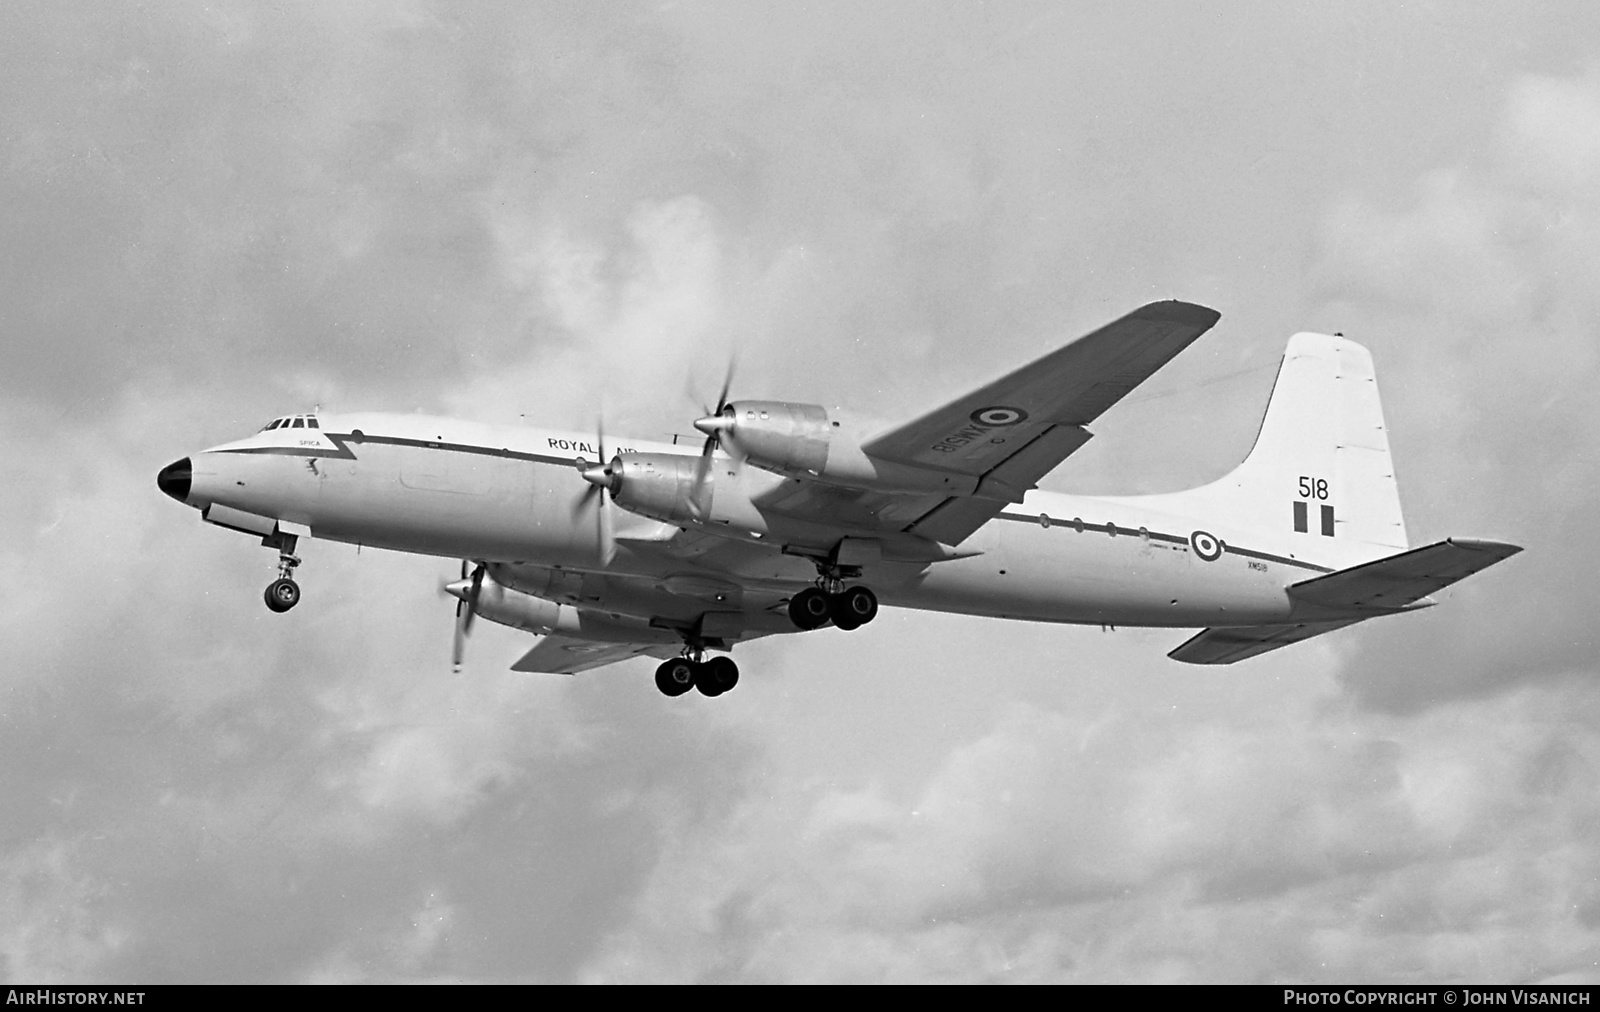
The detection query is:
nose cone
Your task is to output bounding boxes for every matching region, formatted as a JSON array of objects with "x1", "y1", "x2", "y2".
[{"x1": 157, "y1": 457, "x2": 192, "y2": 504}]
